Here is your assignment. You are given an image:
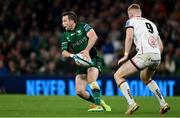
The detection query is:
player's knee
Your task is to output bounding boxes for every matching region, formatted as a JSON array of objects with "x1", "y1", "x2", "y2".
[
  {"x1": 114, "y1": 72, "x2": 118, "y2": 80},
  {"x1": 114, "y1": 71, "x2": 123, "y2": 80},
  {"x1": 140, "y1": 75, "x2": 149, "y2": 84},
  {"x1": 76, "y1": 90, "x2": 84, "y2": 96},
  {"x1": 141, "y1": 77, "x2": 149, "y2": 84},
  {"x1": 143, "y1": 79, "x2": 151, "y2": 84}
]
